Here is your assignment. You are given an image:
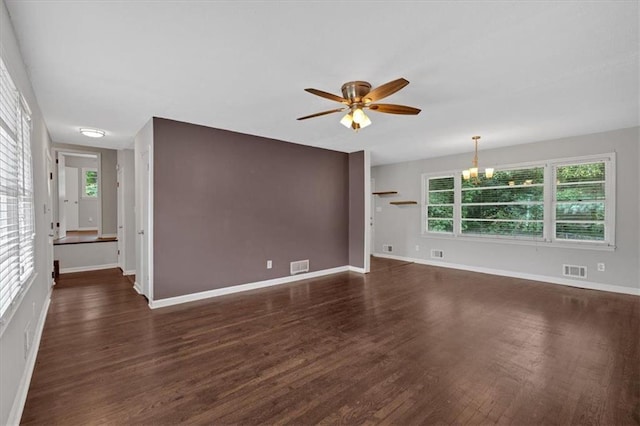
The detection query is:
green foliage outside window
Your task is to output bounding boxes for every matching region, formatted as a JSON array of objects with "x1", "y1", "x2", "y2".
[
  {"x1": 460, "y1": 167, "x2": 544, "y2": 238},
  {"x1": 84, "y1": 170, "x2": 98, "y2": 197},
  {"x1": 424, "y1": 160, "x2": 609, "y2": 243},
  {"x1": 555, "y1": 162, "x2": 605, "y2": 241}
]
